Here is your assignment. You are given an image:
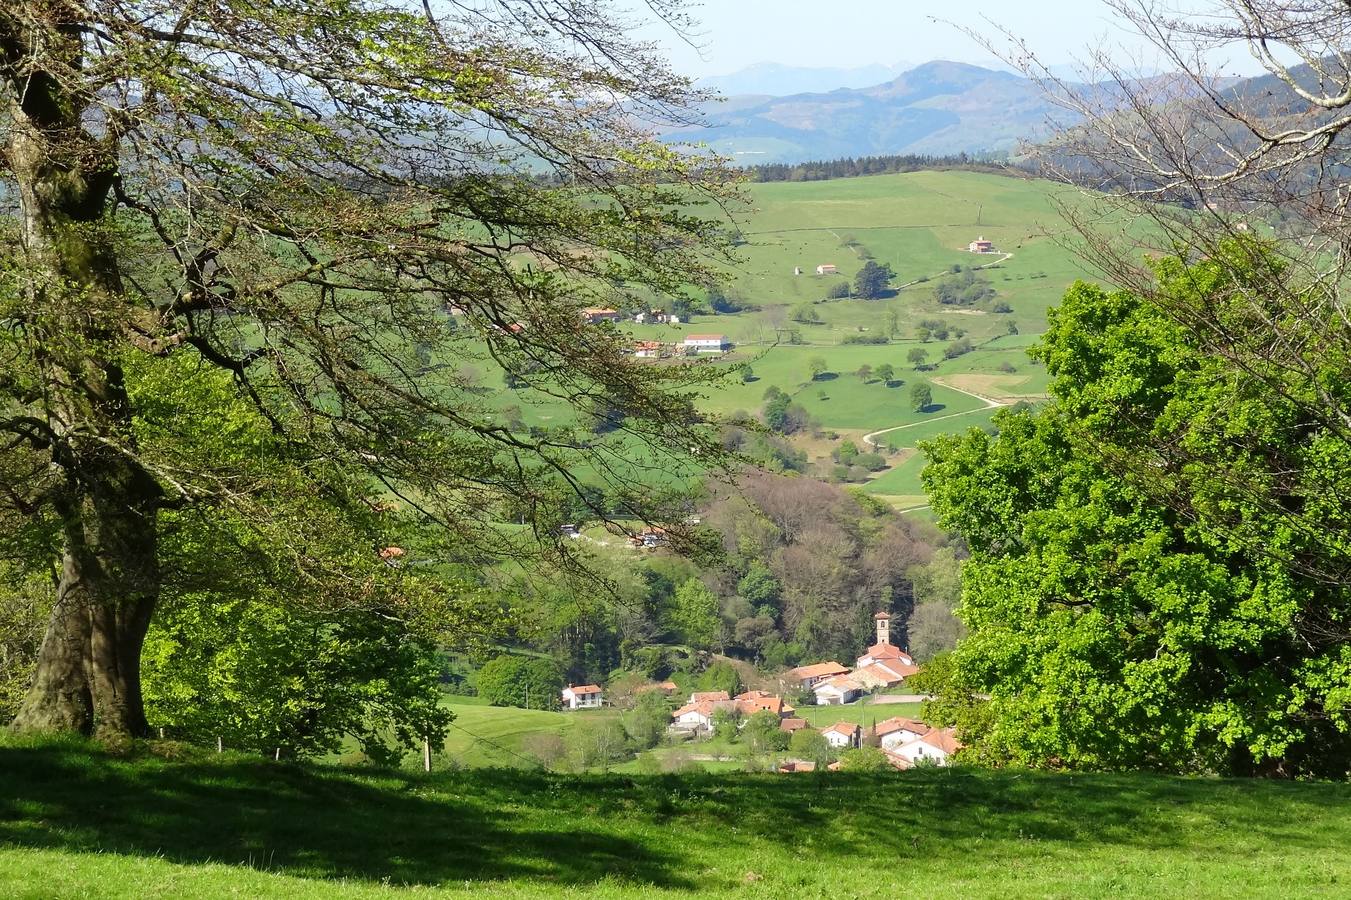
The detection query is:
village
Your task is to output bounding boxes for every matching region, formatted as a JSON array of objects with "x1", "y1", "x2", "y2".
[{"x1": 561, "y1": 611, "x2": 961, "y2": 773}]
